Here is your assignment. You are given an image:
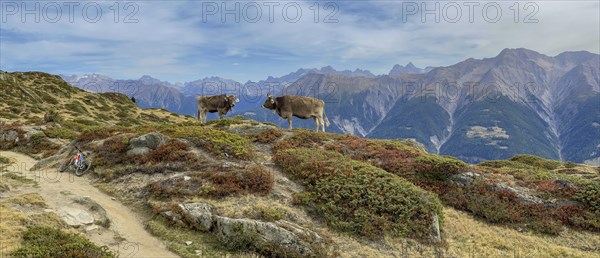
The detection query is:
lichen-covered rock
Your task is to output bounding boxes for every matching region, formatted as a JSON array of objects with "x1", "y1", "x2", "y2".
[
  {"x1": 429, "y1": 215, "x2": 441, "y2": 243},
  {"x1": 214, "y1": 216, "x2": 317, "y2": 256},
  {"x1": 0, "y1": 130, "x2": 19, "y2": 143},
  {"x1": 128, "y1": 132, "x2": 167, "y2": 150},
  {"x1": 178, "y1": 203, "x2": 213, "y2": 231},
  {"x1": 447, "y1": 170, "x2": 481, "y2": 186},
  {"x1": 494, "y1": 182, "x2": 544, "y2": 204},
  {"x1": 126, "y1": 147, "x2": 150, "y2": 156},
  {"x1": 175, "y1": 202, "x2": 322, "y2": 257},
  {"x1": 58, "y1": 207, "x2": 94, "y2": 227}
]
